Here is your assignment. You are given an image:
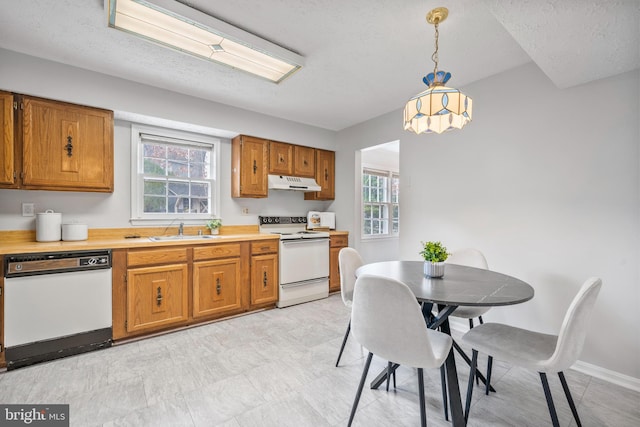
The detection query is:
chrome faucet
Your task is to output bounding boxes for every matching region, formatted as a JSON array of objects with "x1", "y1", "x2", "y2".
[{"x1": 178, "y1": 222, "x2": 184, "y2": 236}]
